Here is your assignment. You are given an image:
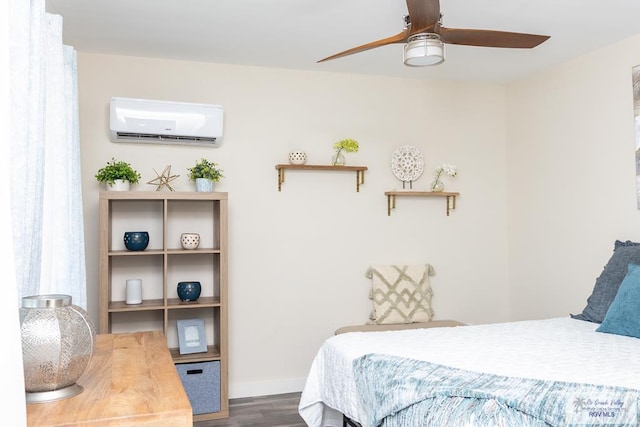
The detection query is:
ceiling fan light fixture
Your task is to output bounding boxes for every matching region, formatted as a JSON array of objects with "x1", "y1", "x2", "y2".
[{"x1": 403, "y1": 34, "x2": 445, "y2": 67}]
